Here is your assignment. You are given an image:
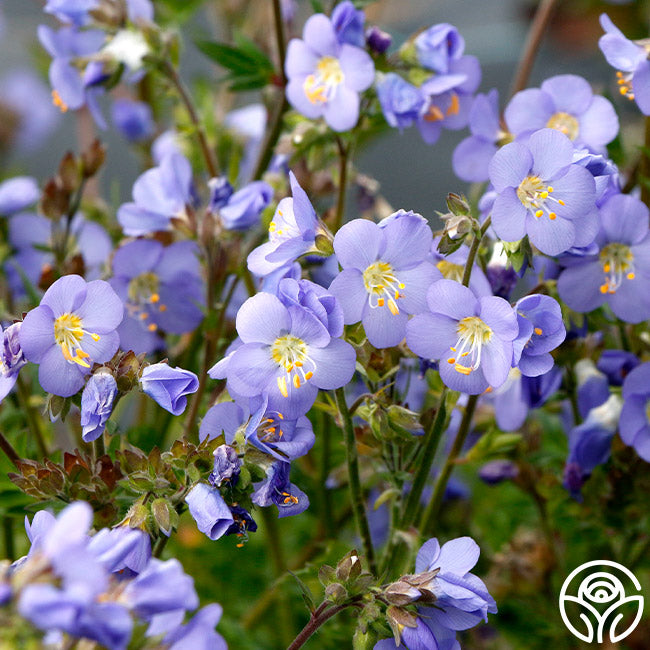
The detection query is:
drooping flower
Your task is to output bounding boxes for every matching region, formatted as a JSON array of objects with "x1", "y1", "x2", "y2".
[
  {"x1": 504, "y1": 74, "x2": 619, "y2": 152},
  {"x1": 80, "y1": 369, "x2": 118, "y2": 442},
  {"x1": 620, "y1": 362, "x2": 650, "y2": 461},
  {"x1": 111, "y1": 98, "x2": 154, "y2": 142},
  {"x1": 251, "y1": 461, "x2": 309, "y2": 518},
  {"x1": 185, "y1": 483, "x2": 234, "y2": 541},
  {"x1": 20, "y1": 275, "x2": 123, "y2": 397},
  {"x1": 285, "y1": 13, "x2": 375, "y2": 131},
  {"x1": 415, "y1": 23, "x2": 465, "y2": 74},
  {"x1": 221, "y1": 291, "x2": 355, "y2": 419},
  {"x1": 376, "y1": 73, "x2": 424, "y2": 131},
  {"x1": 557, "y1": 192, "x2": 650, "y2": 323},
  {"x1": 210, "y1": 445, "x2": 242, "y2": 487},
  {"x1": 209, "y1": 176, "x2": 273, "y2": 231},
  {"x1": 0, "y1": 323, "x2": 27, "y2": 402},
  {"x1": 406, "y1": 279, "x2": 518, "y2": 394},
  {"x1": 597, "y1": 349, "x2": 639, "y2": 386},
  {"x1": 329, "y1": 212, "x2": 440, "y2": 348},
  {"x1": 109, "y1": 239, "x2": 204, "y2": 354},
  {"x1": 599, "y1": 13, "x2": 650, "y2": 115},
  {"x1": 512, "y1": 294, "x2": 566, "y2": 377},
  {"x1": 139, "y1": 363, "x2": 199, "y2": 415},
  {"x1": 563, "y1": 394, "x2": 621, "y2": 498},
  {"x1": 331, "y1": 1, "x2": 365, "y2": 47},
  {"x1": 575, "y1": 359, "x2": 610, "y2": 419},
  {"x1": 0, "y1": 176, "x2": 39, "y2": 215},
  {"x1": 488, "y1": 128, "x2": 598, "y2": 256},
  {"x1": 117, "y1": 153, "x2": 195, "y2": 236},
  {"x1": 247, "y1": 172, "x2": 331, "y2": 277}
]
